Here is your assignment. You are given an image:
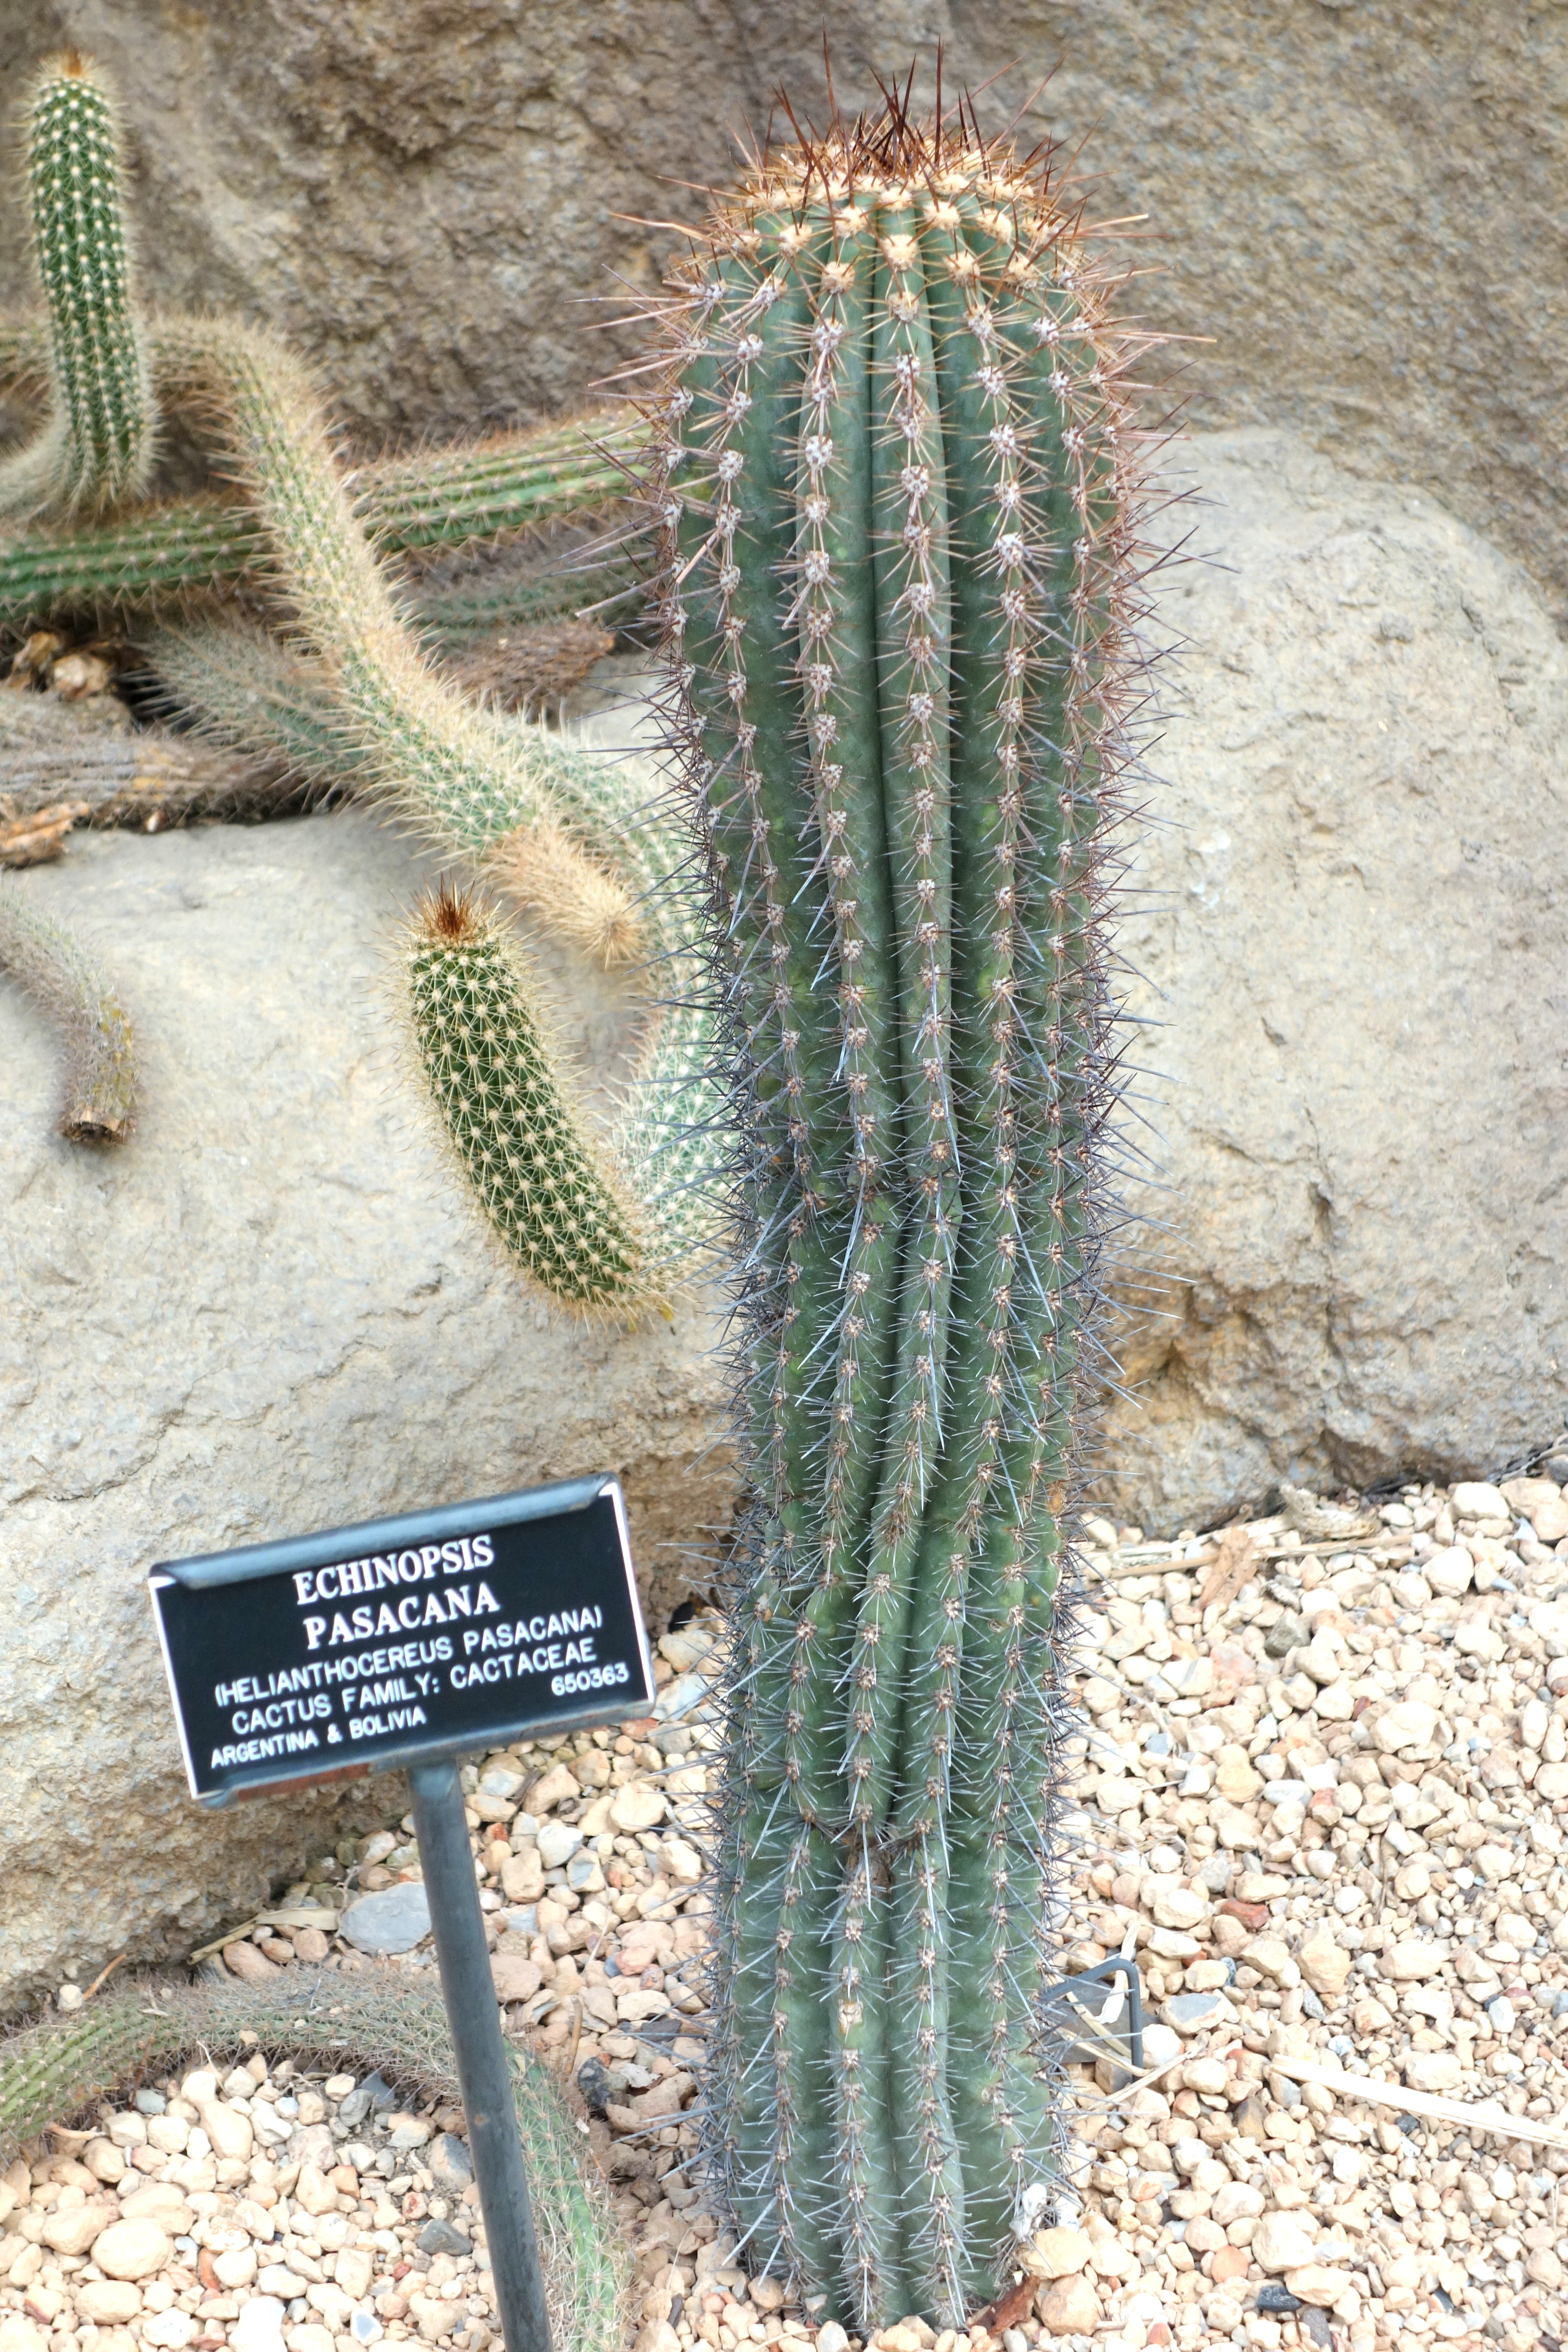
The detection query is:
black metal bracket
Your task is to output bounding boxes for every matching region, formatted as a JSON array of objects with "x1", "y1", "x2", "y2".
[{"x1": 1040, "y1": 1952, "x2": 1146, "y2": 2076}]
